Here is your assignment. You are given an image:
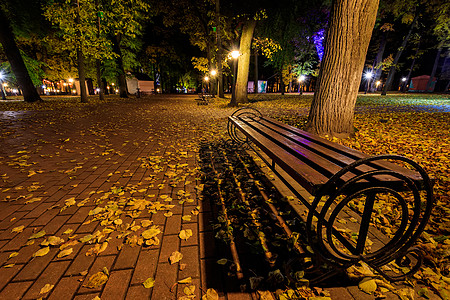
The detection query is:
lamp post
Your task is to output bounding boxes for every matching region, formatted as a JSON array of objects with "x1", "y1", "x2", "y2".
[
  {"x1": 230, "y1": 50, "x2": 240, "y2": 104},
  {"x1": 364, "y1": 71, "x2": 373, "y2": 94},
  {"x1": 204, "y1": 76, "x2": 209, "y2": 93},
  {"x1": 0, "y1": 72, "x2": 6, "y2": 100},
  {"x1": 297, "y1": 75, "x2": 305, "y2": 95},
  {"x1": 401, "y1": 77, "x2": 407, "y2": 92},
  {"x1": 210, "y1": 69, "x2": 217, "y2": 97}
]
